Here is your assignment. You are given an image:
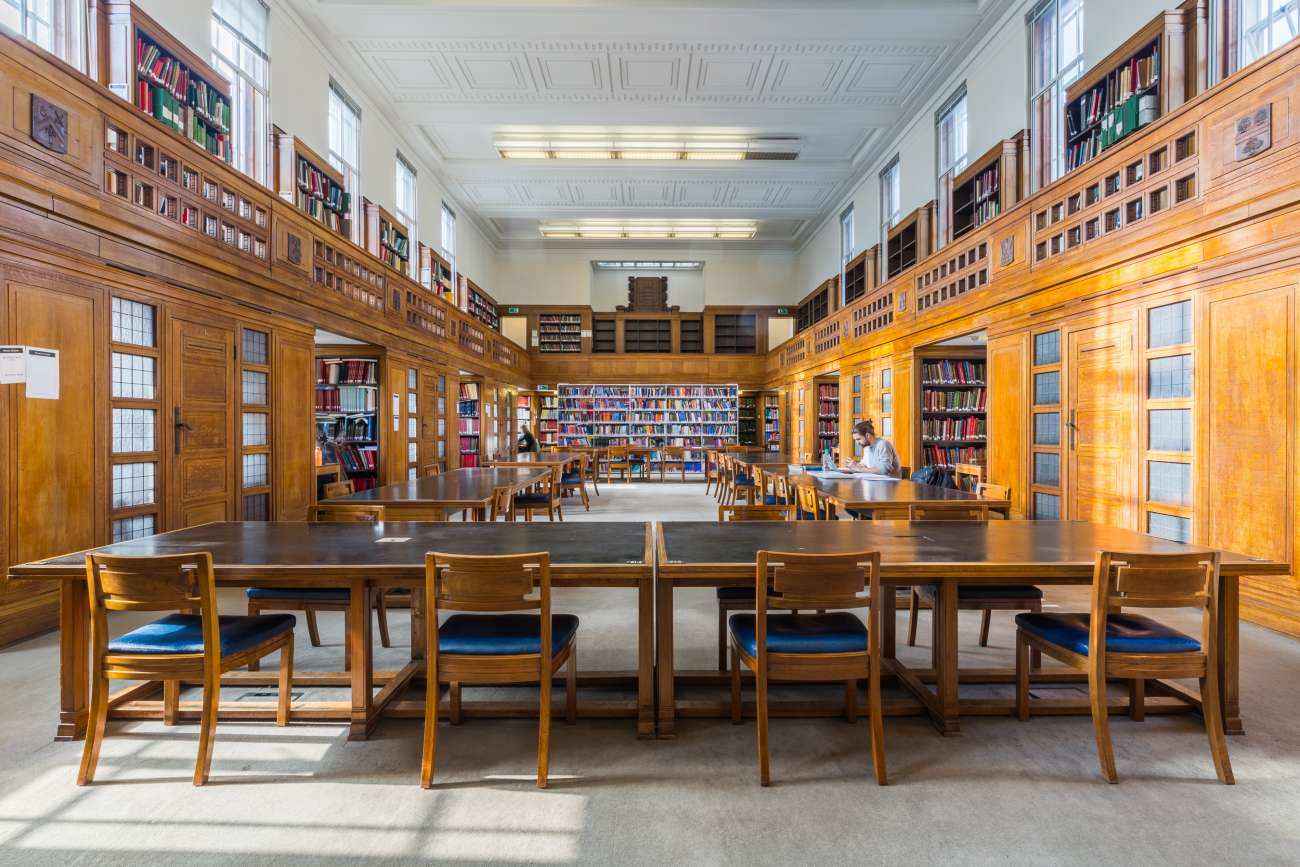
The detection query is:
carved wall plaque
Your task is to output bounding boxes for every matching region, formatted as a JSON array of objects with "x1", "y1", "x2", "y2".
[
  {"x1": 1234, "y1": 104, "x2": 1271, "y2": 161},
  {"x1": 31, "y1": 95, "x2": 68, "y2": 155},
  {"x1": 999, "y1": 237, "x2": 1015, "y2": 266},
  {"x1": 286, "y1": 233, "x2": 302, "y2": 265}
]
